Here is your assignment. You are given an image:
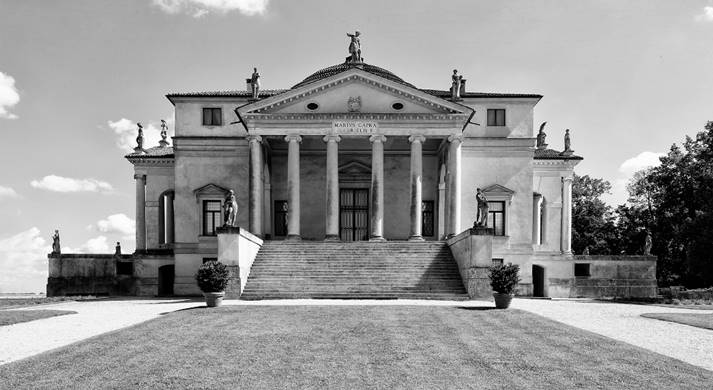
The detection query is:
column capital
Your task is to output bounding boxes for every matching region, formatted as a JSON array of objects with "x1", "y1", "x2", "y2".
[
  {"x1": 133, "y1": 173, "x2": 146, "y2": 181},
  {"x1": 369, "y1": 134, "x2": 387, "y2": 144},
  {"x1": 247, "y1": 134, "x2": 263, "y2": 143},
  {"x1": 408, "y1": 135, "x2": 426, "y2": 144},
  {"x1": 323, "y1": 134, "x2": 342, "y2": 143},
  {"x1": 285, "y1": 134, "x2": 302, "y2": 143},
  {"x1": 447, "y1": 134, "x2": 464, "y2": 144}
]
